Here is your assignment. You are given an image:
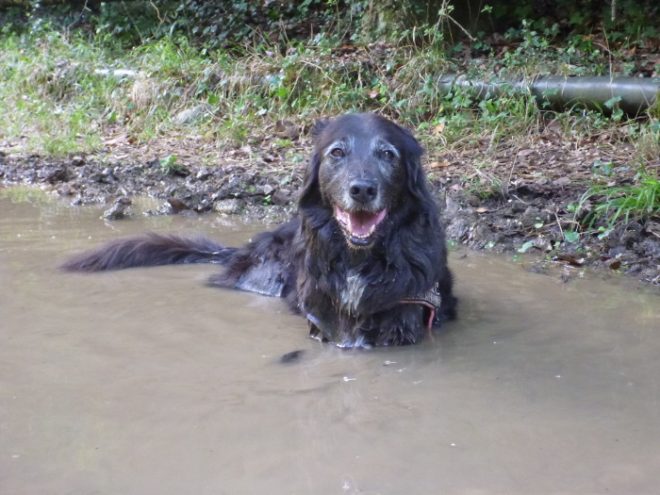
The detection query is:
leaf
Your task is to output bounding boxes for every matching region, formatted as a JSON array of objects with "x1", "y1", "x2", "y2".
[
  {"x1": 563, "y1": 230, "x2": 580, "y2": 243},
  {"x1": 556, "y1": 253, "x2": 585, "y2": 266},
  {"x1": 604, "y1": 96, "x2": 622, "y2": 109},
  {"x1": 432, "y1": 122, "x2": 445, "y2": 135},
  {"x1": 160, "y1": 154, "x2": 178, "y2": 168},
  {"x1": 428, "y1": 160, "x2": 449, "y2": 169},
  {"x1": 597, "y1": 226, "x2": 614, "y2": 240},
  {"x1": 518, "y1": 240, "x2": 535, "y2": 253}
]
